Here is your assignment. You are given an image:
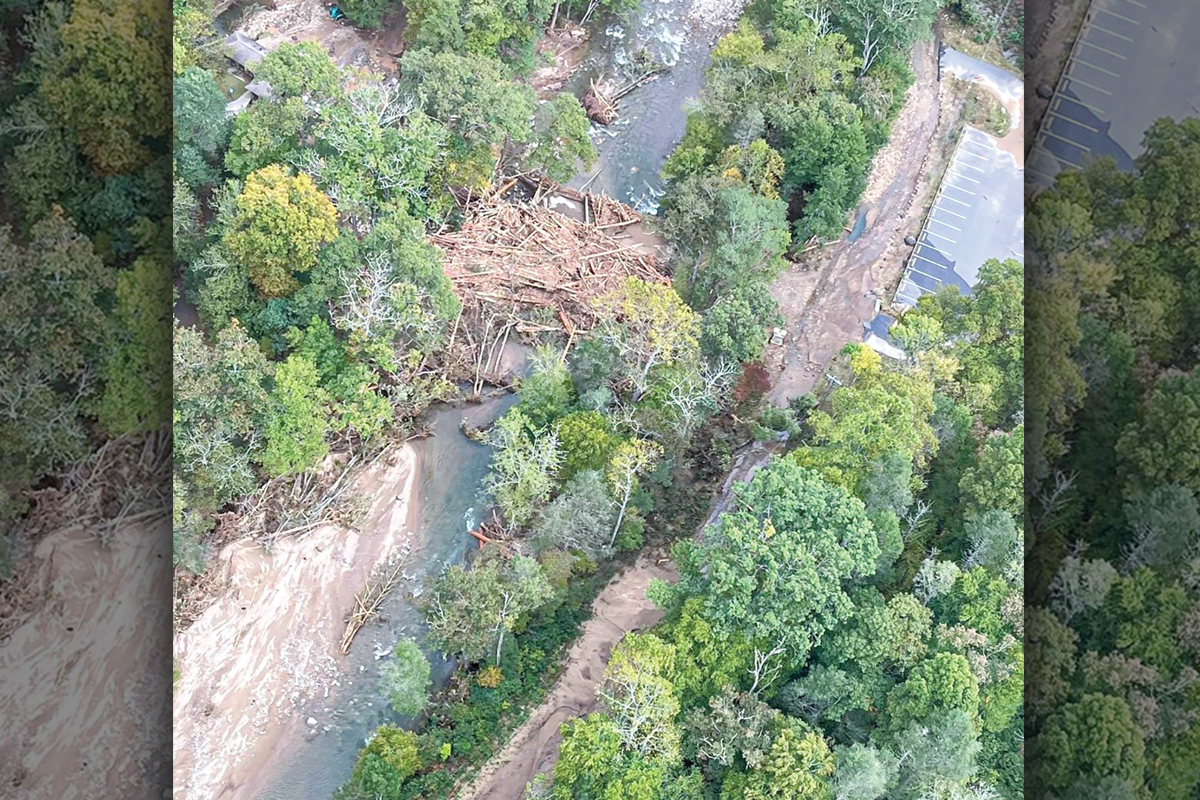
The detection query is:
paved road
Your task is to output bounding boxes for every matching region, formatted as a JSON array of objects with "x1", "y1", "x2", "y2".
[
  {"x1": 1028, "y1": 0, "x2": 1200, "y2": 186},
  {"x1": 895, "y1": 125, "x2": 1024, "y2": 308}
]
